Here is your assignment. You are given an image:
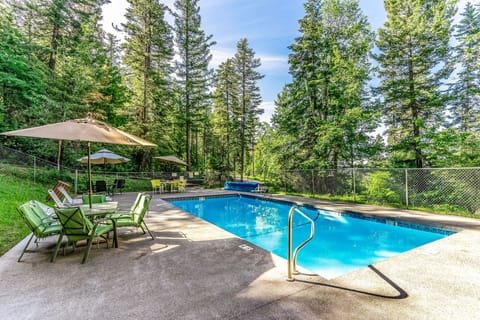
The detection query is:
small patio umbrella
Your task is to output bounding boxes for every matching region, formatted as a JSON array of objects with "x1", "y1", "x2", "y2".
[
  {"x1": 78, "y1": 149, "x2": 130, "y2": 179},
  {"x1": 78, "y1": 148, "x2": 129, "y2": 176},
  {"x1": 1, "y1": 116, "x2": 156, "y2": 208},
  {"x1": 79, "y1": 149, "x2": 130, "y2": 165},
  {"x1": 154, "y1": 155, "x2": 188, "y2": 166}
]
